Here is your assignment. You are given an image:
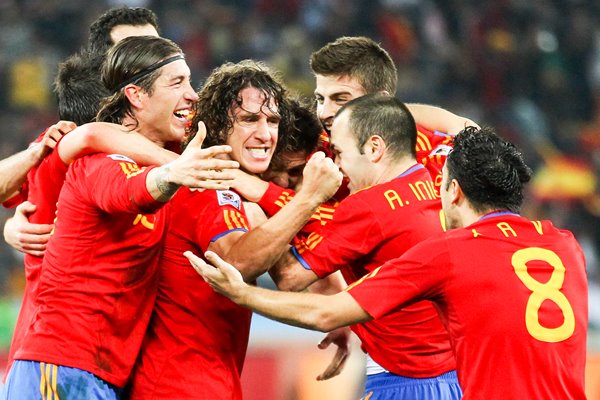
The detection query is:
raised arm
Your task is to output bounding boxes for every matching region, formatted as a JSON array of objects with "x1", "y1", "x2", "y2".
[
  {"x1": 57, "y1": 122, "x2": 178, "y2": 166},
  {"x1": 407, "y1": 103, "x2": 479, "y2": 134},
  {"x1": 0, "y1": 121, "x2": 74, "y2": 202}
]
